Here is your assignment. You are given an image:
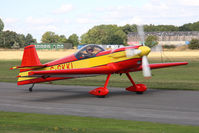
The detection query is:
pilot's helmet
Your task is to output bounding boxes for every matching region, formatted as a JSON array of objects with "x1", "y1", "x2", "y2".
[{"x1": 86, "y1": 46, "x2": 94, "y2": 52}]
